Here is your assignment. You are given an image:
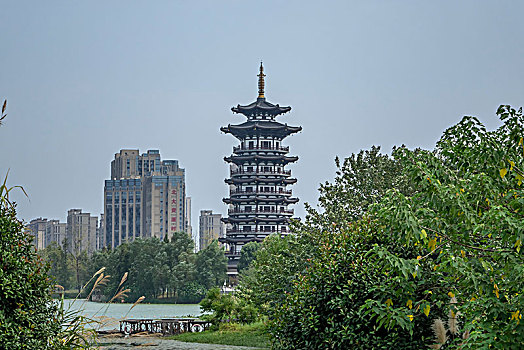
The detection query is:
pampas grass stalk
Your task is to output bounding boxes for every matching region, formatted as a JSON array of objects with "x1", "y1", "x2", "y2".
[
  {"x1": 123, "y1": 296, "x2": 145, "y2": 319},
  {"x1": 432, "y1": 318, "x2": 447, "y2": 345},
  {"x1": 73, "y1": 267, "x2": 106, "y2": 303},
  {"x1": 448, "y1": 309, "x2": 459, "y2": 335},
  {"x1": 93, "y1": 272, "x2": 130, "y2": 318},
  {"x1": 118, "y1": 272, "x2": 128, "y2": 289},
  {"x1": 84, "y1": 273, "x2": 105, "y2": 303},
  {"x1": 108, "y1": 288, "x2": 131, "y2": 304}
]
